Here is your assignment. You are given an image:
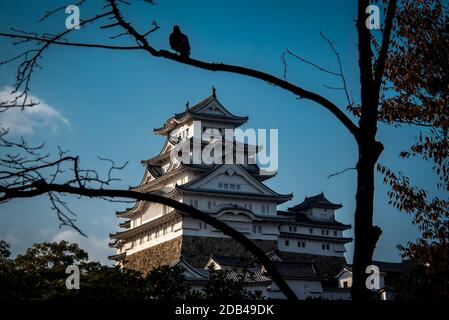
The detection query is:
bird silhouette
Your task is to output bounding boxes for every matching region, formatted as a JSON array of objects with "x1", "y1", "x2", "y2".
[{"x1": 169, "y1": 25, "x2": 190, "y2": 58}]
